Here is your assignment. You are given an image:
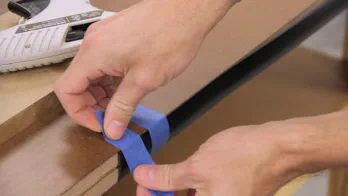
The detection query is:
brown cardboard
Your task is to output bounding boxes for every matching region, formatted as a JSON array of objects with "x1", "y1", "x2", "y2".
[{"x1": 0, "y1": 0, "x2": 328, "y2": 195}]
